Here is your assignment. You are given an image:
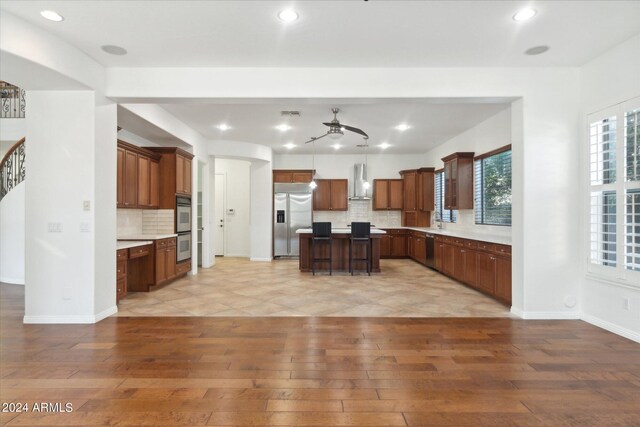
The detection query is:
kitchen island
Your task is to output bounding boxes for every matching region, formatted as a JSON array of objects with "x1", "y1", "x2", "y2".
[{"x1": 296, "y1": 228, "x2": 386, "y2": 273}]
